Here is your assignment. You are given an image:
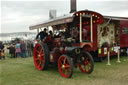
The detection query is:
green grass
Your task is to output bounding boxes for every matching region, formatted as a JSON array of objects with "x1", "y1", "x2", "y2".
[{"x1": 0, "y1": 56, "x2": 128, "y2": 85}]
